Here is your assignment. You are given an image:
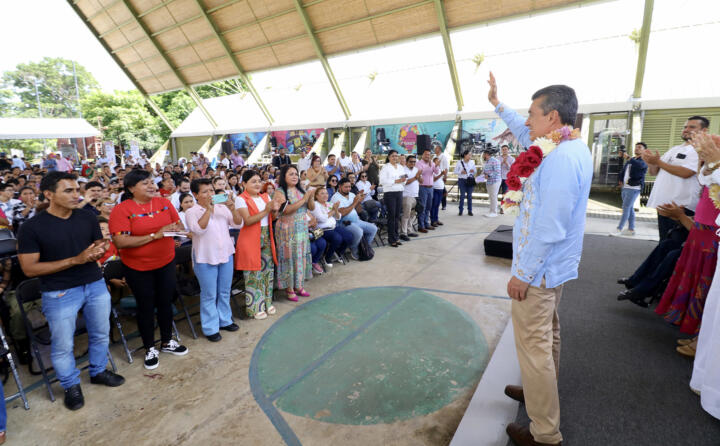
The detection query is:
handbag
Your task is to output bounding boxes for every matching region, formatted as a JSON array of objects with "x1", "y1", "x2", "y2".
[
  {"x1": 309, "y1": 228, "x2": 324, "y2": 241},
  {"x1": 461, "y1": 161, "x2": 476, "y2": 187}
]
